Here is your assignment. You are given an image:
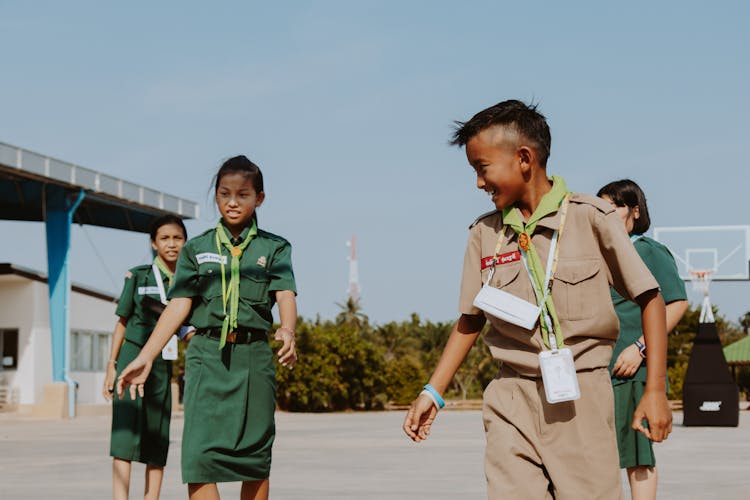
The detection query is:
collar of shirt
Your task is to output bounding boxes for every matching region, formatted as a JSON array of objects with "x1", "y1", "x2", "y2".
[
  {"x1": 532, "y1": 210, "x2": 562, "y2": 232},
  {"x1": 219, "y1": 219, "x2": 254, "y2": 246},
  {"x1": 500, "y1": 209, "x2": 562, "y2": 232}
]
